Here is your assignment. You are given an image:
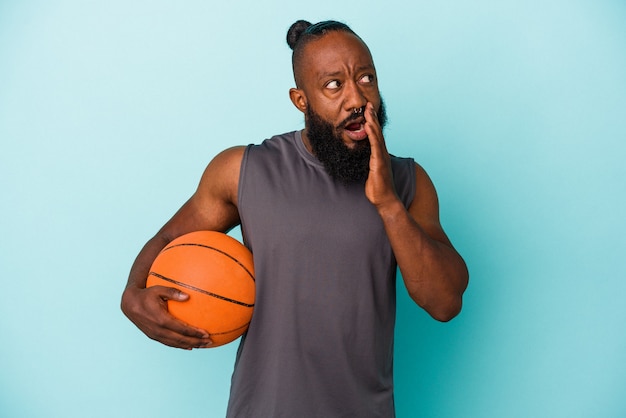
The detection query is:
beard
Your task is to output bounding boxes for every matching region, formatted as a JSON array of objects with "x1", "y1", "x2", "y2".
[{"x1": 305, "y1": 98, "x2": 388, "y2": 185}]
